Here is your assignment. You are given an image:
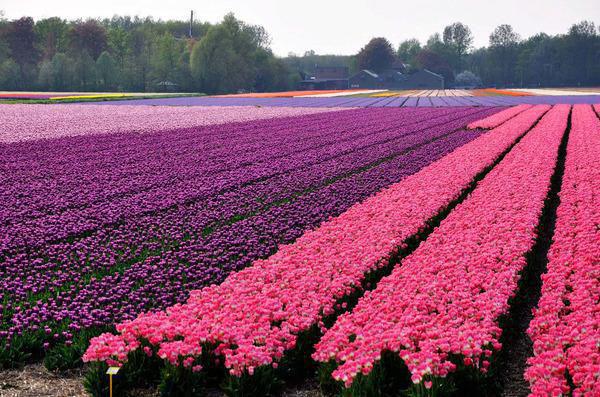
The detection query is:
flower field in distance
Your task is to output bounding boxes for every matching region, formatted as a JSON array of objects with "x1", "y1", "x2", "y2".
[{"x1": 1, "y1": 101, "x2": 598, "y2": 396}]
